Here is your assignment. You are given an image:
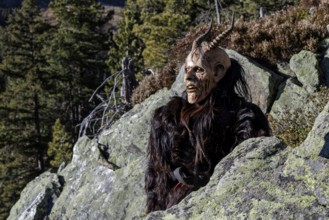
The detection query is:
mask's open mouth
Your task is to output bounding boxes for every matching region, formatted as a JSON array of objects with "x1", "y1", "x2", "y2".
[{"x1": 186, "y1": 84, "x2": 197, "y2": 93}]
